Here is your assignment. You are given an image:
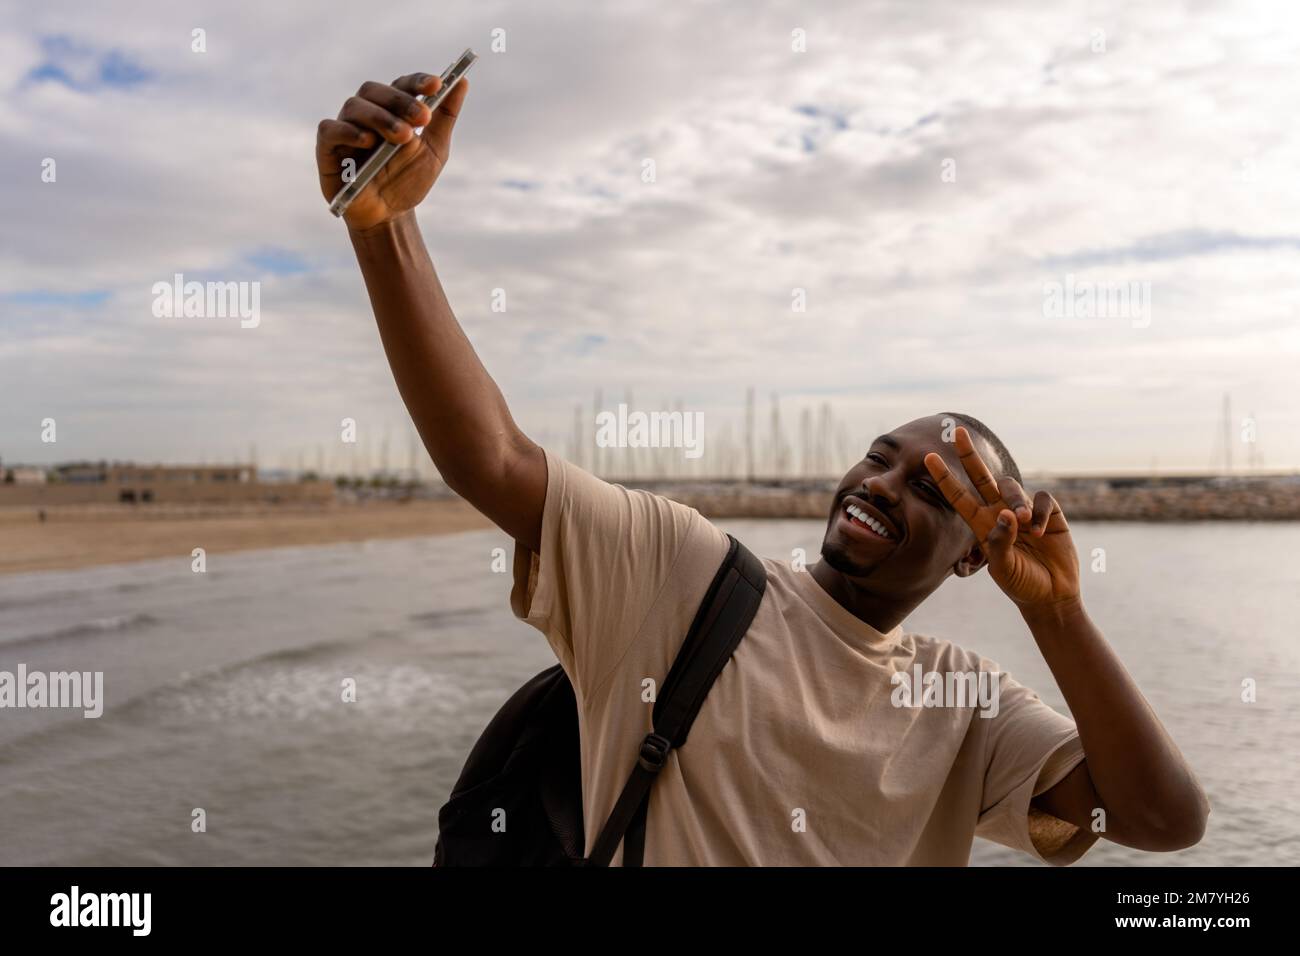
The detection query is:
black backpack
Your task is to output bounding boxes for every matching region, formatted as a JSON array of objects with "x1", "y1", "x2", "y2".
[{"x1": 433, "y1": 534, "x2": 767, "y2": 866}]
